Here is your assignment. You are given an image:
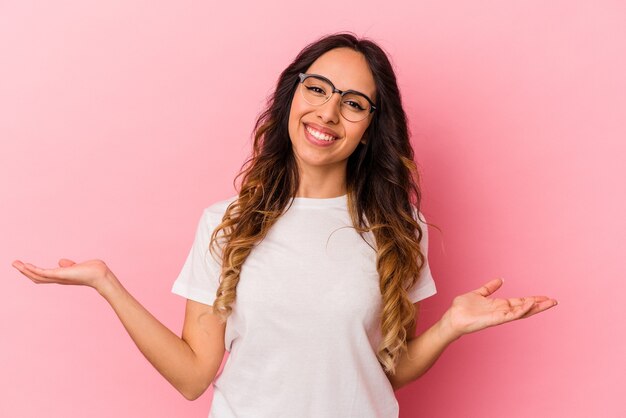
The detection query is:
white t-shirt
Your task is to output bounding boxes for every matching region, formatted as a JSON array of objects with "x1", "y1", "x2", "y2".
[{"x1": 171, "y1": 193, "x2": 437, "y2": 418}]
